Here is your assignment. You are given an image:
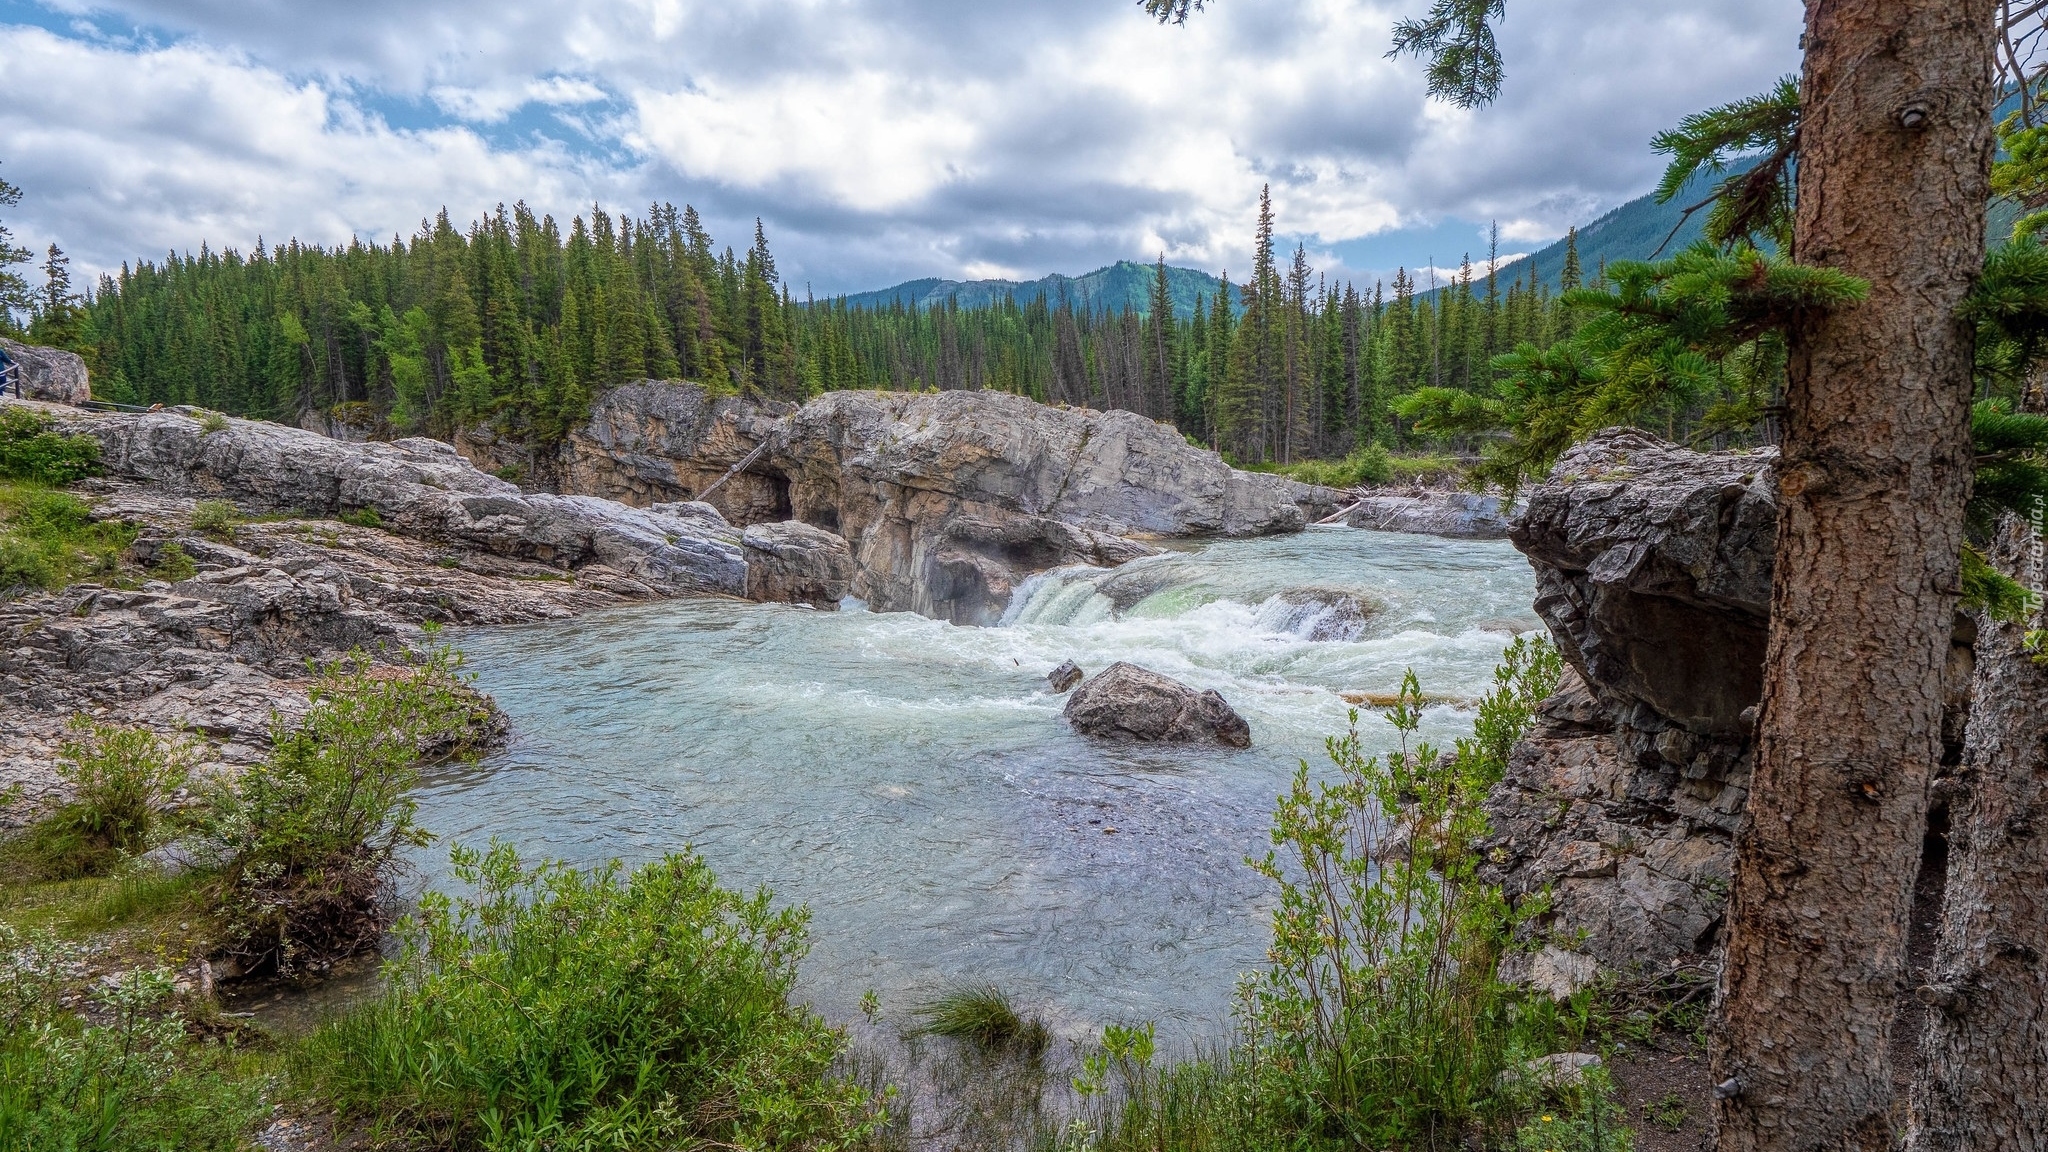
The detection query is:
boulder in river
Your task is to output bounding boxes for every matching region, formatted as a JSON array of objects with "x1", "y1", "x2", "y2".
[
  {"x1": 1063, "y1": 662, "x2": 1252, "y2": 748},
  {"x1": 1048, "y1": 661, "x2": 1084, "y2": 693},
  {"x1": 743, "y1": 520, "x2": 854, "y2": 608},
  {"x1": 0, "y1": 338, "x2": 91, "y2": 405}
]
